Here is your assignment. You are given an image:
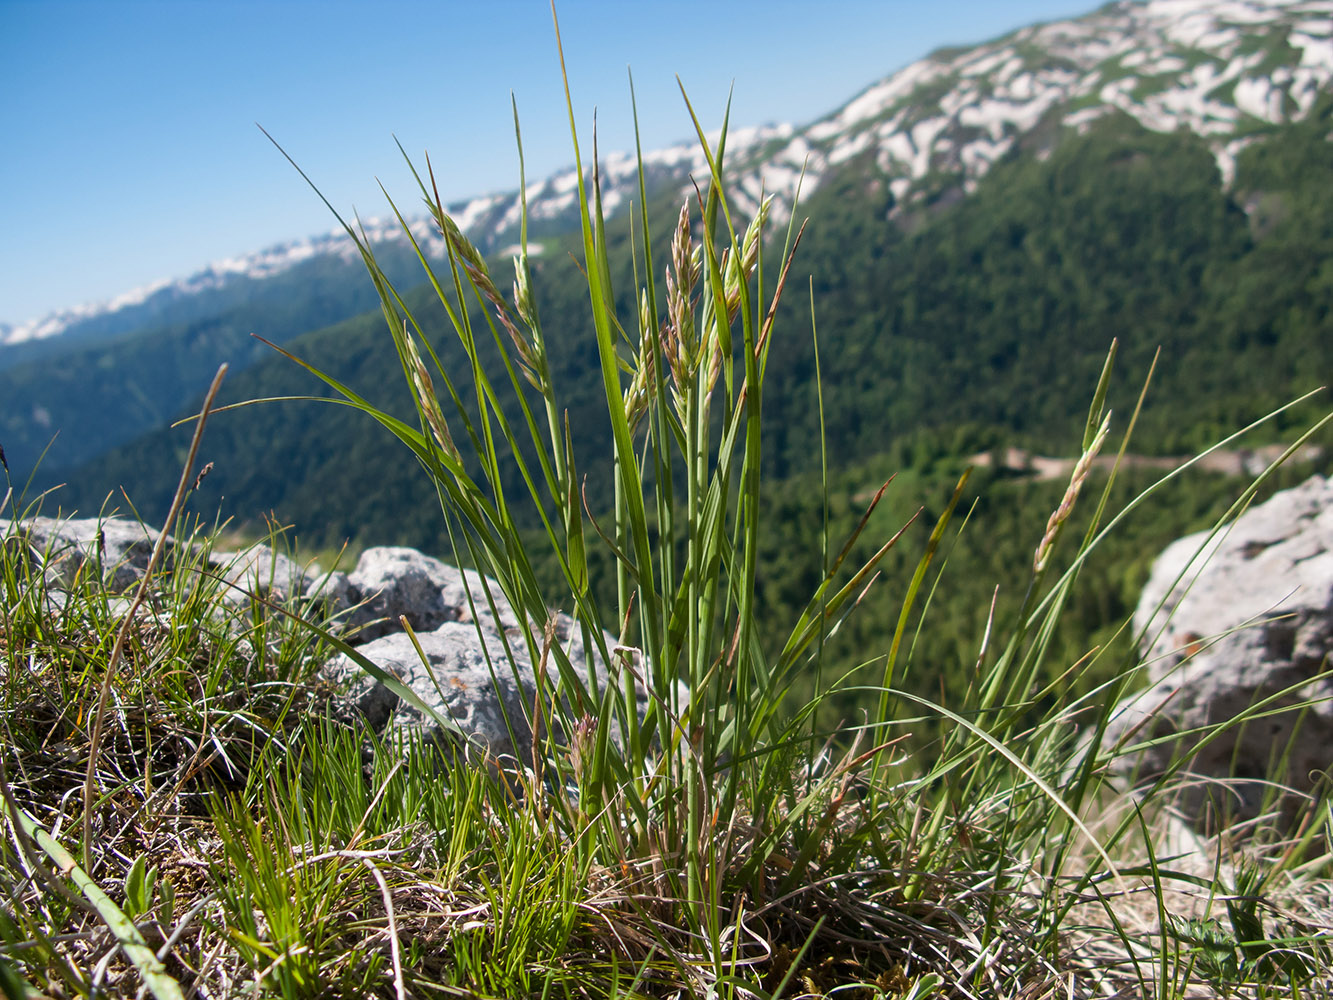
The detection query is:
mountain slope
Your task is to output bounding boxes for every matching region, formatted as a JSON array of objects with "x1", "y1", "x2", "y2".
[
  {"x1": 14, "y1": 0, "x2": 1333, "y2": 510},
  {"x1": 0, "y1": 127, "x2": 790, "y2": 352},
  {"x1": 764, "y1": 0, "x2": 1333, "y2": 213},
  {"x1": 0, "y1": 128, "x2": 788, "y2": 475},
  {"x1": 9, "y1": 0, "x2": 1329, "y2": 352},
  {"x1": 0, "y1": 240, "x2": 443, "y2": 474},
  {"x1": 57, "y1": 102, "x2": 1333, "y2": 548}
]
